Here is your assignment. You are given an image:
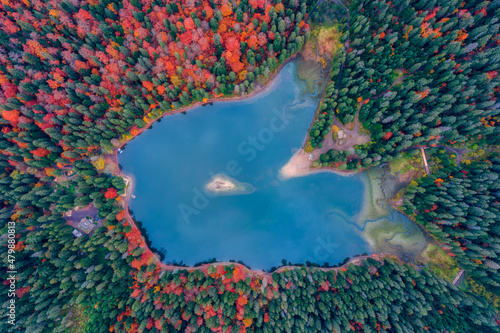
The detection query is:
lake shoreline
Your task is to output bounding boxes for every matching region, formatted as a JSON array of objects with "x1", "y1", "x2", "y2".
[
  {"x1": 109, "y1": 56, "x2": 305, "y2": 273},
  {"x1": 114, "y1": 54, "x2": 299, "y2": 152},
  {"x1": 109, "y1": 57, "x2": 418, "y2": 276}
]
